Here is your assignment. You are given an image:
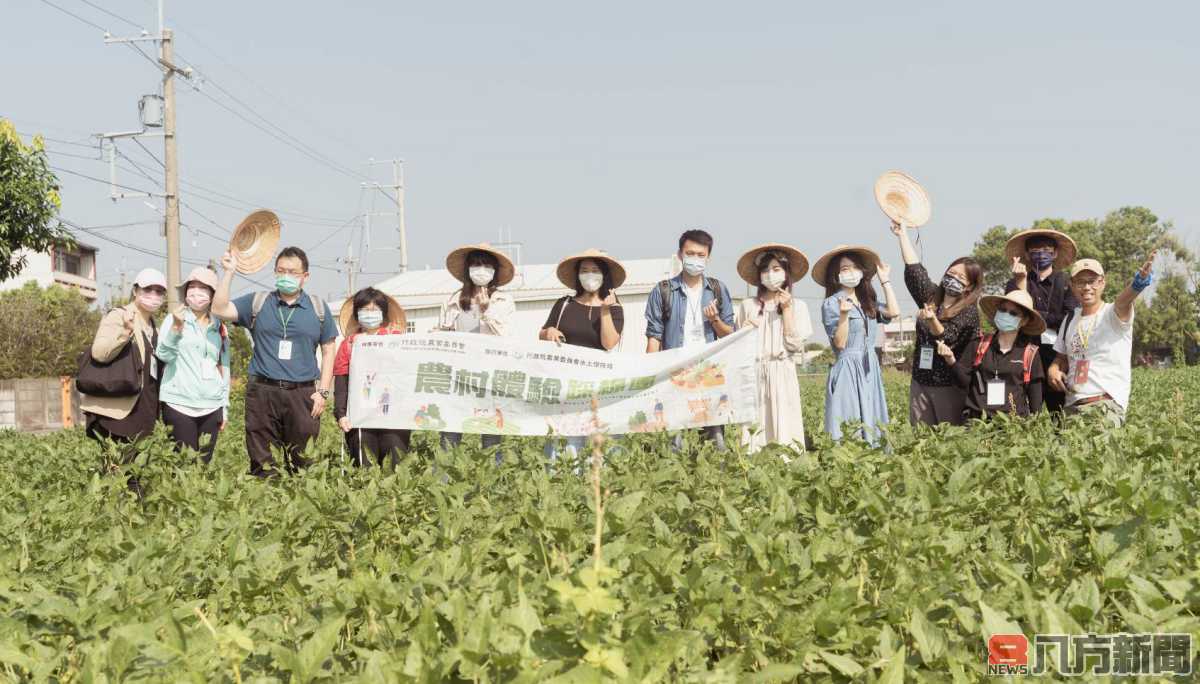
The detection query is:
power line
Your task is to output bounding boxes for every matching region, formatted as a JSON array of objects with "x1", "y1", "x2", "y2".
[
  {"x1": 35, "y1": 0, "x2": 107, "y2": 32},
  {"x1": 76, "y1": 0, "x2": 144, "y2": 31},
  {"x1": 50, "y1": 164, "x2": 160, "y2": 196}
]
